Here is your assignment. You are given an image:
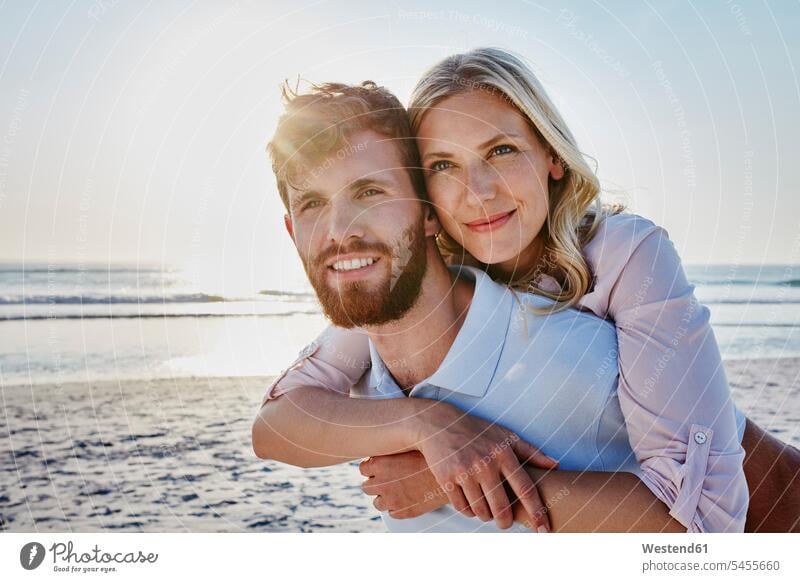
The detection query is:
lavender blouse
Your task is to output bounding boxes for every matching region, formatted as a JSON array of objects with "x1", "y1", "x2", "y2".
[{"x1": 260, "y1": 213, "x2": 749, "y2": 532}]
